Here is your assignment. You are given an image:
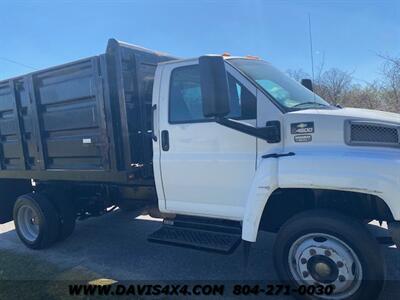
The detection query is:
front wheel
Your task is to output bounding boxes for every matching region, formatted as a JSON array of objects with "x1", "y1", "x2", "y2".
[{"x1": 273, "y1": 210, "x2": 384, "y2": 300}]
